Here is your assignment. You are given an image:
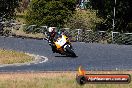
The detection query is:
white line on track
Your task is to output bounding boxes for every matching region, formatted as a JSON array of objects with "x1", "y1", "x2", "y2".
[{"x1": 0, "y1": 53, "x2": 48, "y2": 67}]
